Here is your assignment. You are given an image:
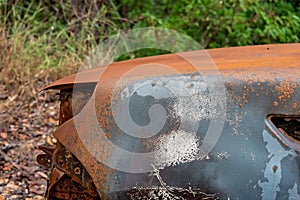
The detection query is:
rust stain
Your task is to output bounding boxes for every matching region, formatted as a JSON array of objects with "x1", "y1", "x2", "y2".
[
  {"x1": 274, "y1": 80, "x2": 296, "y2": 102},
  {"x1": 273, "y1": 101, "x2": 278, "y2": 107},
  {"x1": 273, "y1": 165, "x2": 278, "y2": 173},
  {"x1": 292, "y1": 103, "x2": 298, "y2": 110}
]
